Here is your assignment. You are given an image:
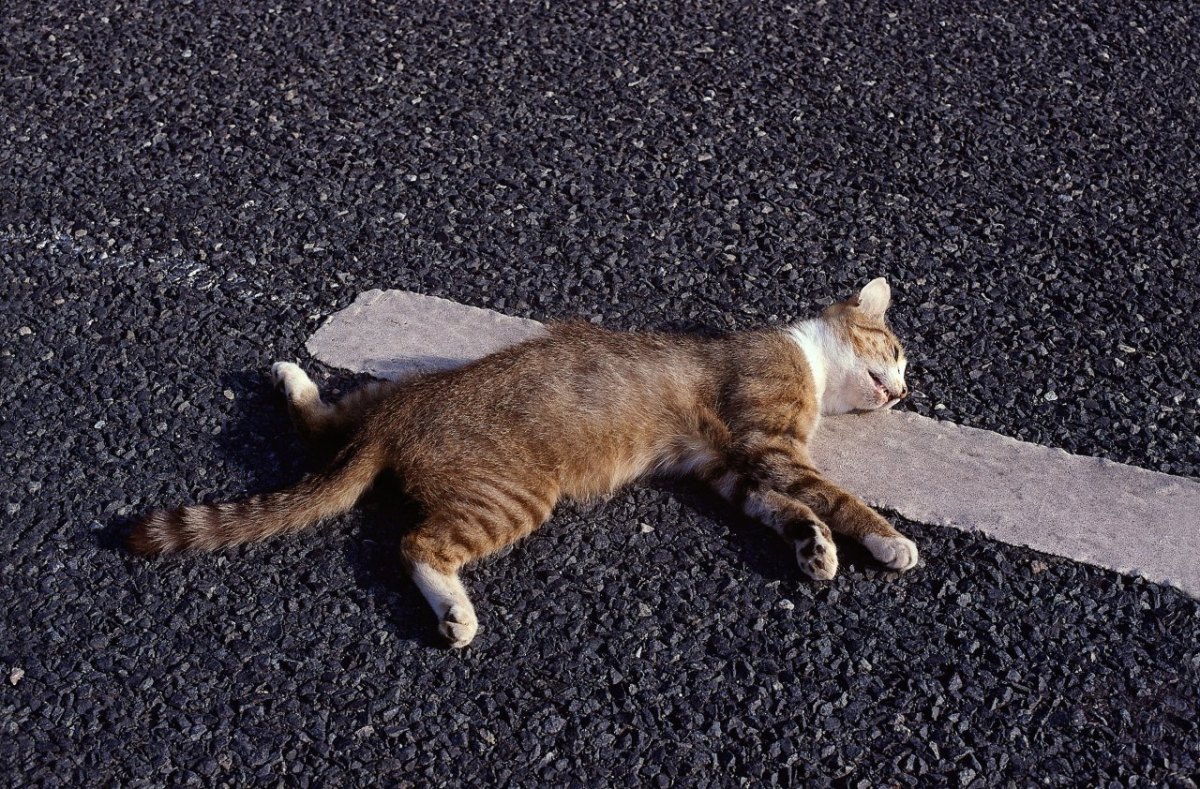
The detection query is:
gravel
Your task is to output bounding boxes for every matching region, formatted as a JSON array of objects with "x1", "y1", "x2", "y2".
[{"x1": 2, "y1": 0, "x2": 1198, "y2": 784}]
